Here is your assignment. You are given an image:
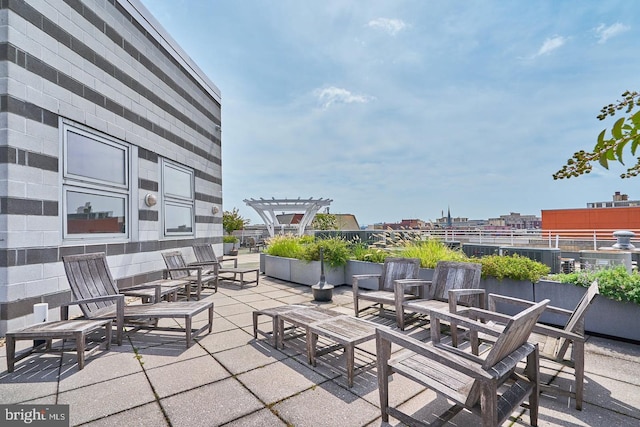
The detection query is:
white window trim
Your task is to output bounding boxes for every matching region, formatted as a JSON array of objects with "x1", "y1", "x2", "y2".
[
  {"x1": 161, "y1": 158, "x2": 195, "y2": 237},
  {"x1": 60, "y1": 119, "x2": 137, "y2": 243}
]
